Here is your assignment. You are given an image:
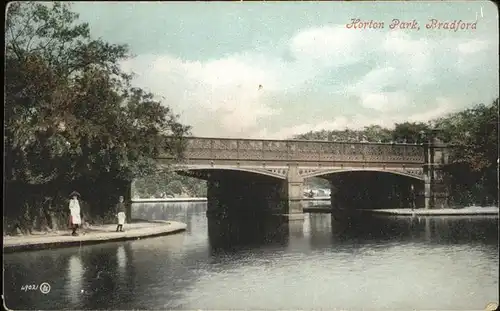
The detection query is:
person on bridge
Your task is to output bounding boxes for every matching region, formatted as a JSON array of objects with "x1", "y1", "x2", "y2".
[
  {"x1": 69, "y1": 191, "x2": 82, "y2": 236},
  {"x1": 116, "y1": 196, "x2": 126, "y2": 232}
]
